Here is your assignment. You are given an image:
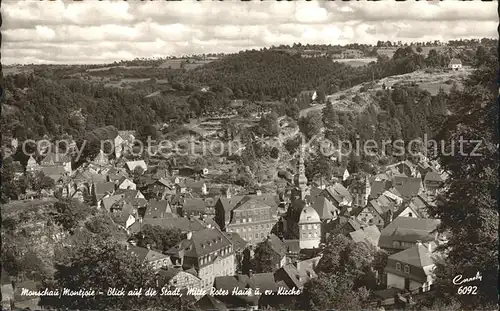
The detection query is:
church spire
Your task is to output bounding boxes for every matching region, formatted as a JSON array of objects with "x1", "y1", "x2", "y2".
[{"x1": 294, "y1": 144, "x2": 308, "y2": 200}]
